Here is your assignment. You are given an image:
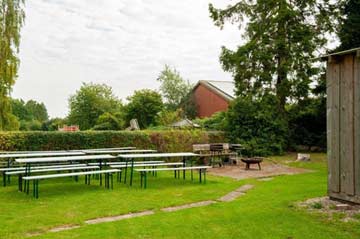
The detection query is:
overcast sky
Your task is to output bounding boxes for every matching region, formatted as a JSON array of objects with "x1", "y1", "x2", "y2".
[{"x1": 12, "y1": 0, "x2": 241, "y2": 118}]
